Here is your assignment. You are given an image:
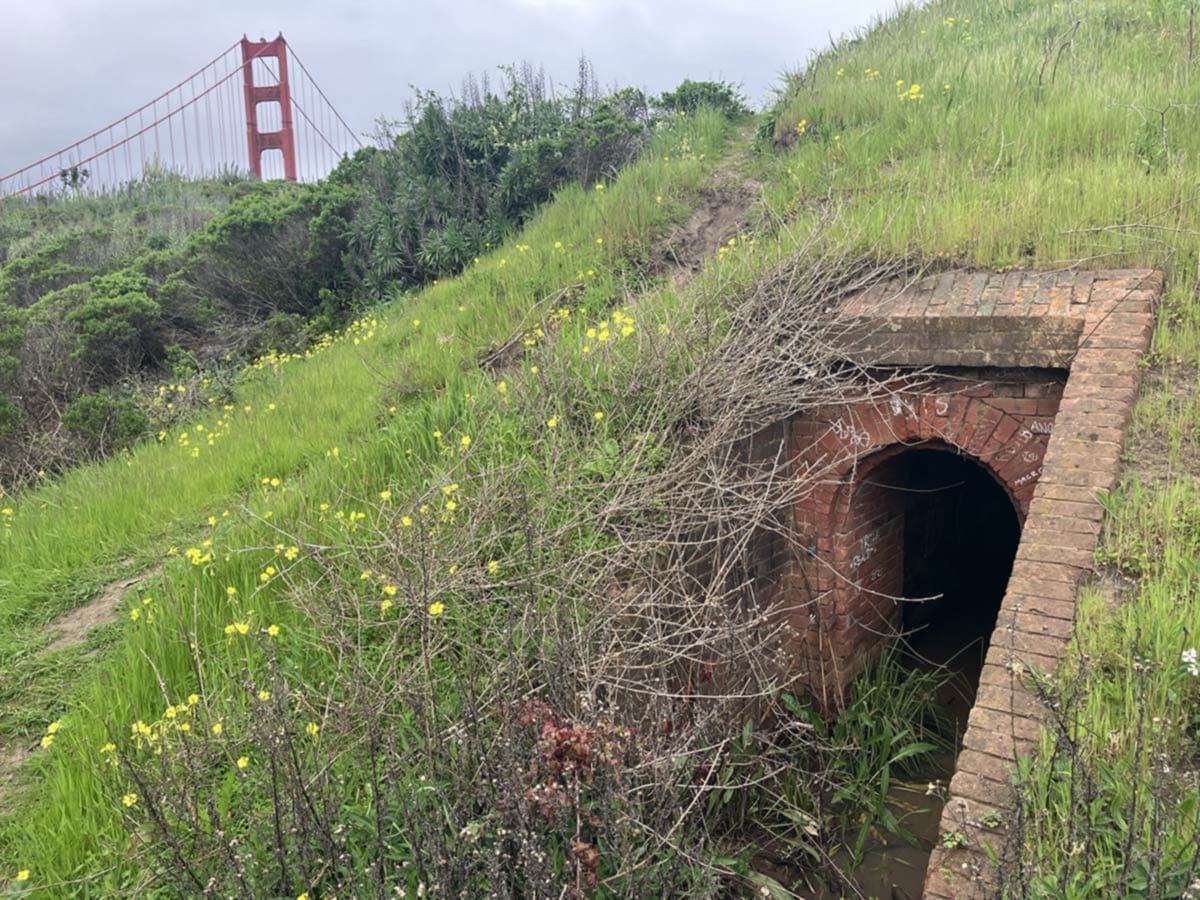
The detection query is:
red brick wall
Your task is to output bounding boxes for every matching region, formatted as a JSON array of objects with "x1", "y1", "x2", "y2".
[{"x1": 784, "y1": 372, "x2": 1066, "y2": 705}]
